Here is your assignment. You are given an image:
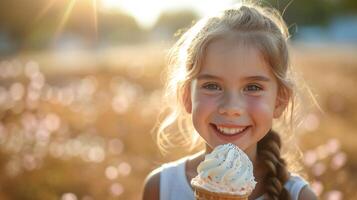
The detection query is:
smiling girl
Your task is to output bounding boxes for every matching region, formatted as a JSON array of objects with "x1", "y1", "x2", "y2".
[{"x1": 143, "y1": 2, "x2": 317, "y2": 200}]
